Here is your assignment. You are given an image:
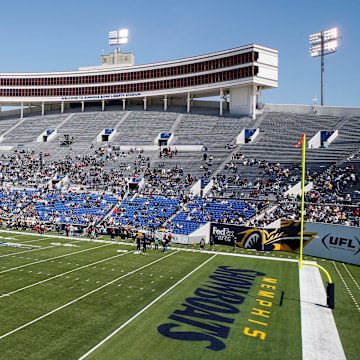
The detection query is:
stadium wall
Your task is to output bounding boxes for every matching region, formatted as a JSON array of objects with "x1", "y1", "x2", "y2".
[
  {"x1": 263, "y1": 103, "x2": 360, "y2": 117},
  {"x1": 209, "y1": 221, "x2": 360, "y2": 266}
]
